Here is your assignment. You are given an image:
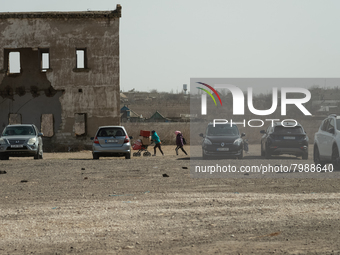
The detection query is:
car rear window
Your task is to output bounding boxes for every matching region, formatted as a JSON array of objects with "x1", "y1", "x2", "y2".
[
  {"x1": 207, "y1": 125, "x2": 239, "y2": 136},
  {"x1": 97, "y1": 128, "x2": 126, "y2": 137},
  {"x1": 274, "y1": 126, "x2": 303, "y2": 134},
  {"x1": 2, "y1": 126, "x2": 35, "y2": 136}
]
